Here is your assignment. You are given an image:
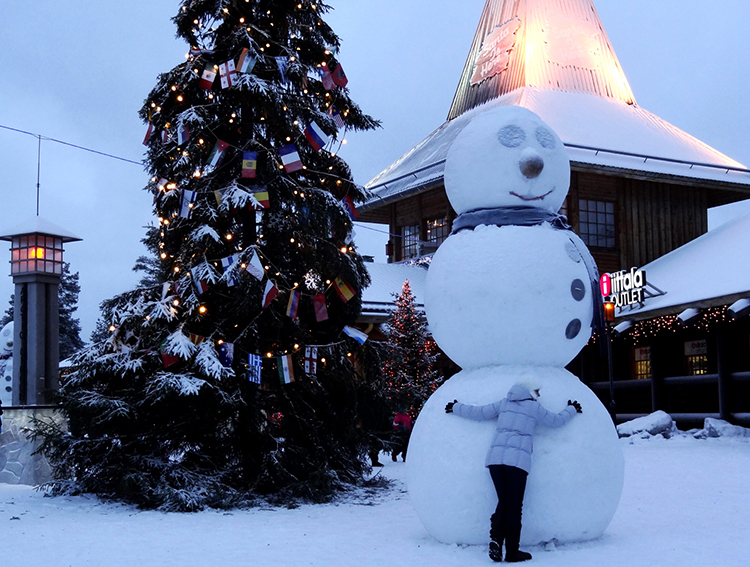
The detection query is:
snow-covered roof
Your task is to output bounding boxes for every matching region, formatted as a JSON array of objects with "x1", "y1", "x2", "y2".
[
  {"x1": 618, "y1": 209, "x2": 750, "y2": 321},
  {"x1": 359, "y1": 262, "x2": 427, "y2": 321},
  {"x1": 0, "y1": 216, "x2": 82, "y2": 242},
  {"x1": 362, "y1": 88, "x2": 750, "y2": 212}
]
